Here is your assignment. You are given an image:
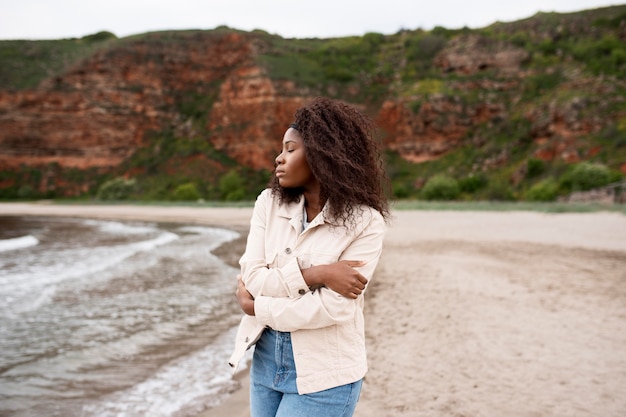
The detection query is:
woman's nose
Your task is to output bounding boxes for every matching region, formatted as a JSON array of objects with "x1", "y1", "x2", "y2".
[{"x1": 275, "y1": 152, "x2": 284, "y2": 165}]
